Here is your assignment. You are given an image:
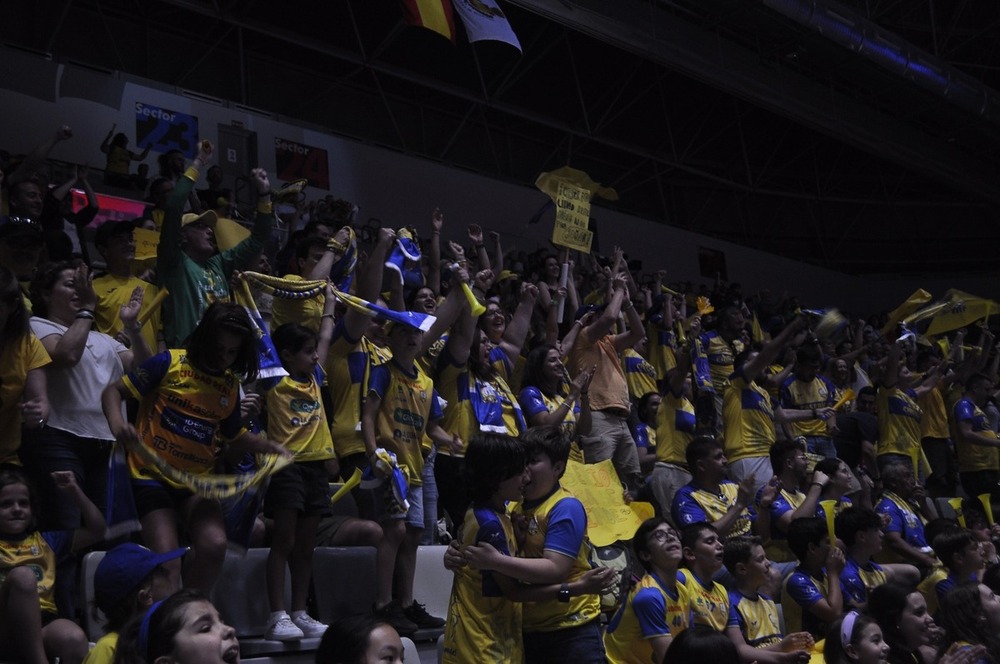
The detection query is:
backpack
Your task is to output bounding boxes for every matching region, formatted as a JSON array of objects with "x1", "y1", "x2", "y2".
[{"x1": 589, "y1": 539, "x2": 642, "y2": 614}]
